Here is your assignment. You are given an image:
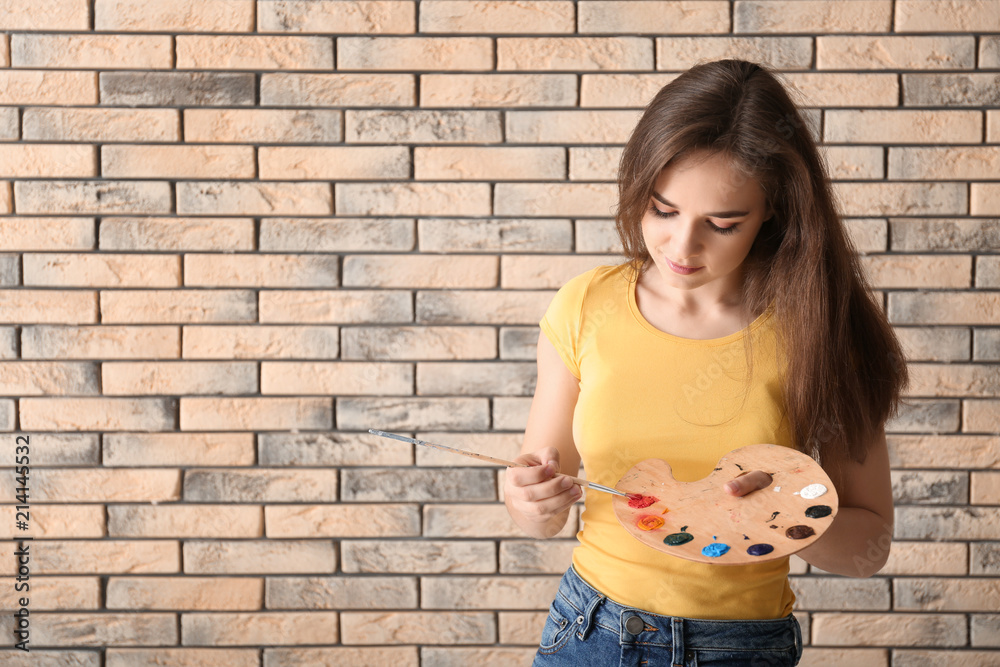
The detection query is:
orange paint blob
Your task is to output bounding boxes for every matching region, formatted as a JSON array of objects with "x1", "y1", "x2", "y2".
[{"x1": 637, "y1": 515, "x2": 664, "y2": 531}]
